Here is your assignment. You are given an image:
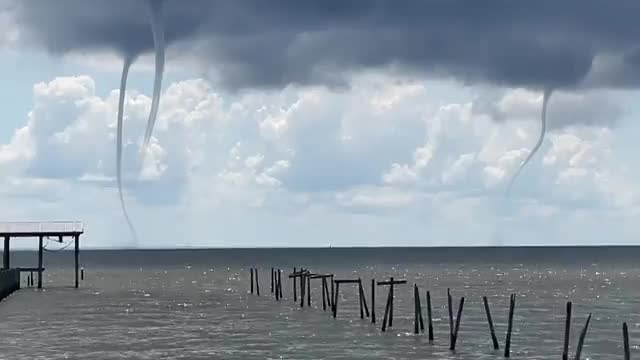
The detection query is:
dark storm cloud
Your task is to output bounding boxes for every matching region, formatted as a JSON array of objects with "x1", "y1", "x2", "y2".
[{"x1": 10, "y1": 0, "x2": 640, "y2": 89}]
